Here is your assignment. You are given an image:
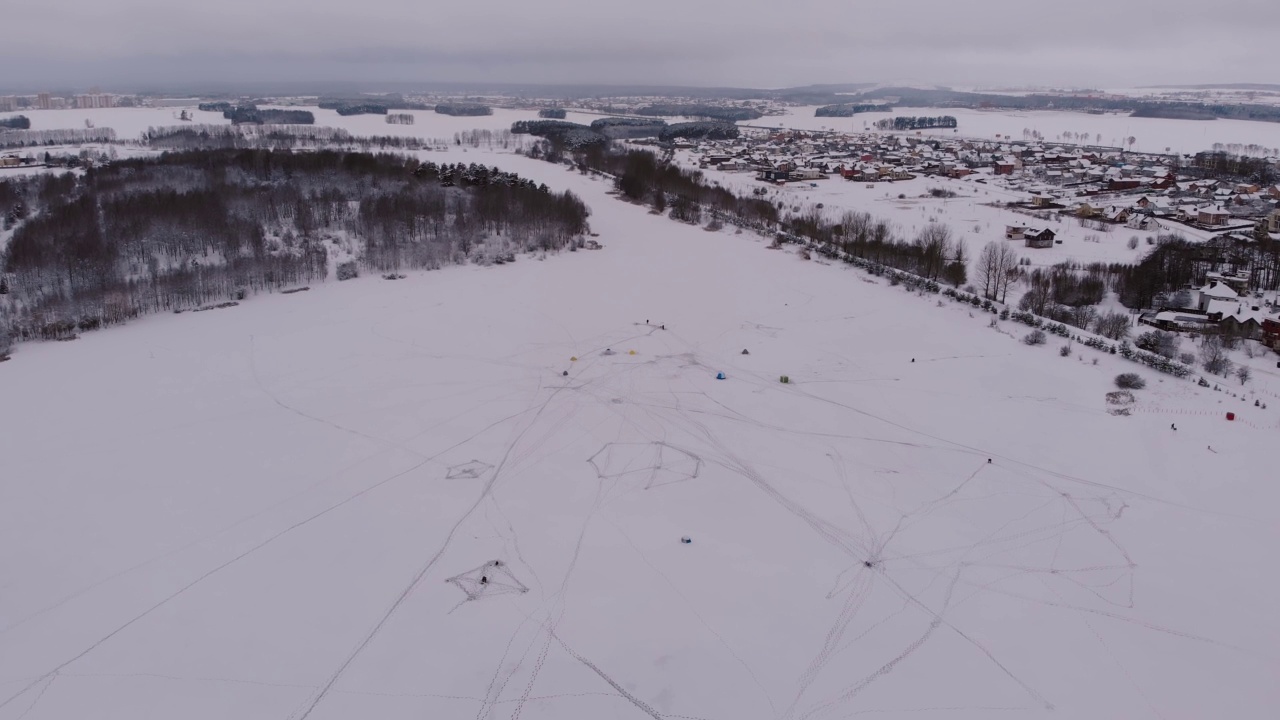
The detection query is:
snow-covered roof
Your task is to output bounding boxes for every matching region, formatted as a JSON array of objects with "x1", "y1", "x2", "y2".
[
  {"x1": 1199, "y1": 281, "x2": 1239, "y2": 299},
  {"x1": 1154, "y1": 311, "x2": 1211, "y2": 325}
]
